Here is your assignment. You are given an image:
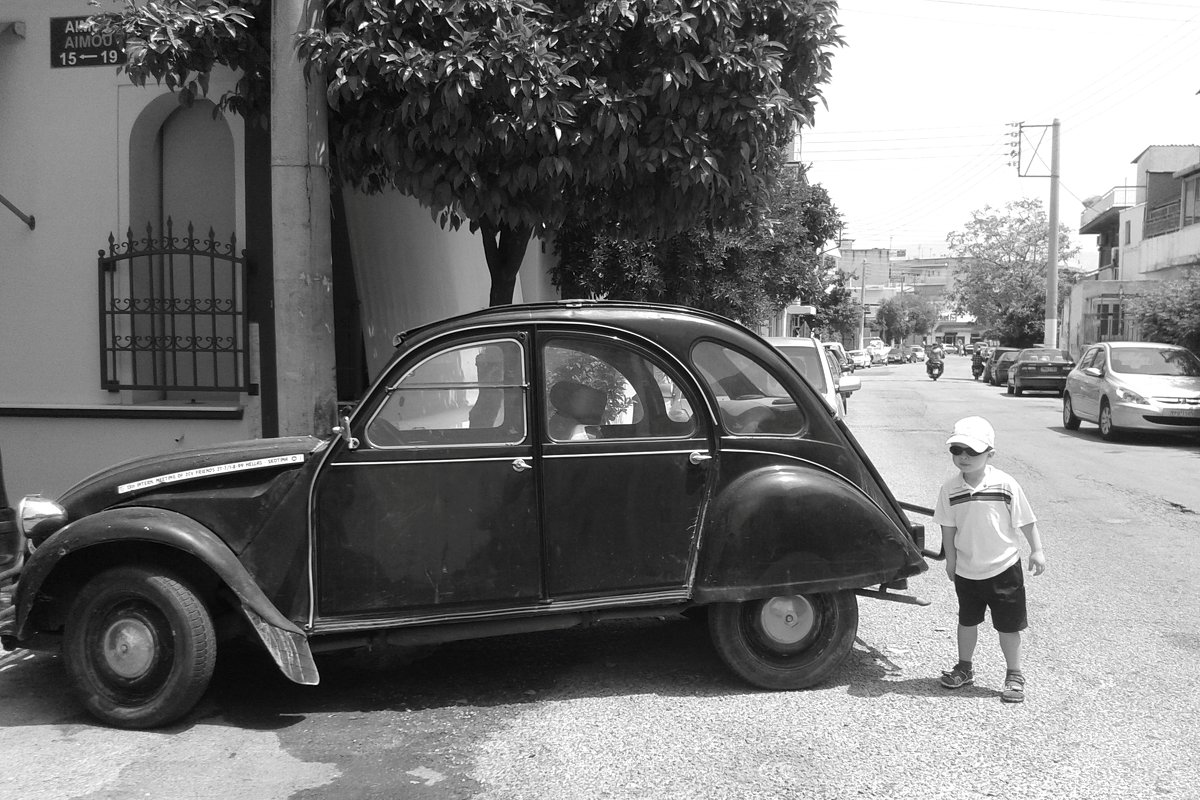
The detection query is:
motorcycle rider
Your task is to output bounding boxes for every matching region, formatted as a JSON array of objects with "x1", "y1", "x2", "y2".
[
  {"x1": 971, "y1": 345, "x2": 986, "y2": 380},
  {"x1": 927, "y1": 341, "x2": 946, "y2": 379}
]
